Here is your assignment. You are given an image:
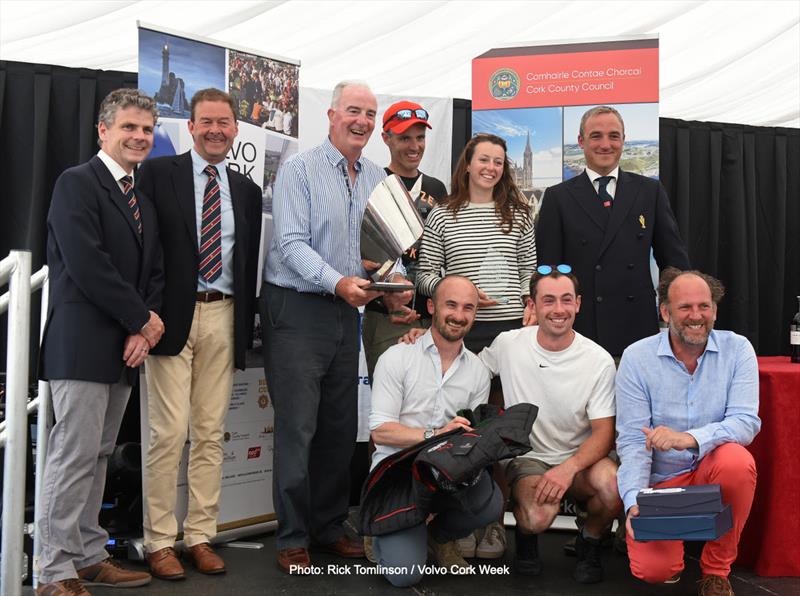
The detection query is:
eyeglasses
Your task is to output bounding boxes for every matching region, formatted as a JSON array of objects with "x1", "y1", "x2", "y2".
[
  {"x1": 384, "y1": 108, "x2": 429, "y2": 127},
  {"x1": 536, "y1": 264, "x2": 572, "y2": 275}
]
